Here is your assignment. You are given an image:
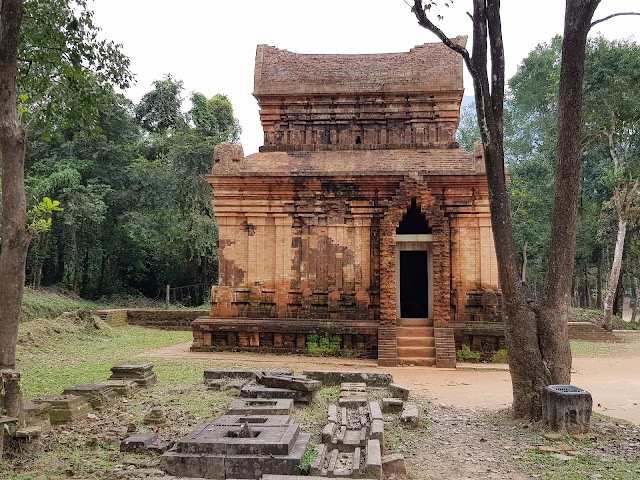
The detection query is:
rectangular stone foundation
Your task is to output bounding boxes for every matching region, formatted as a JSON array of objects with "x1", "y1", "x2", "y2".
[{"x1": 160, "y1": 422, "x2": 310, "y2": 479}]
